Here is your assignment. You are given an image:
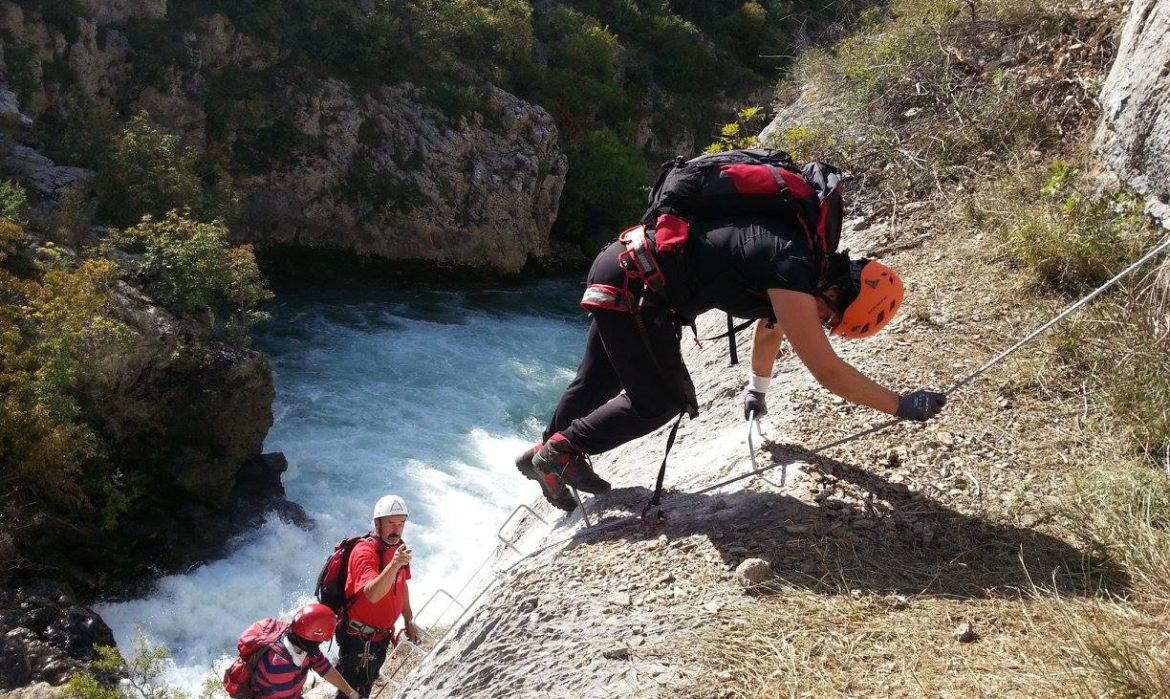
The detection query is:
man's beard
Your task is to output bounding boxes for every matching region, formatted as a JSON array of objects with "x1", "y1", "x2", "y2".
[{"x1": 381, "y1": 534, "x2": 401, "y2": 545}]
